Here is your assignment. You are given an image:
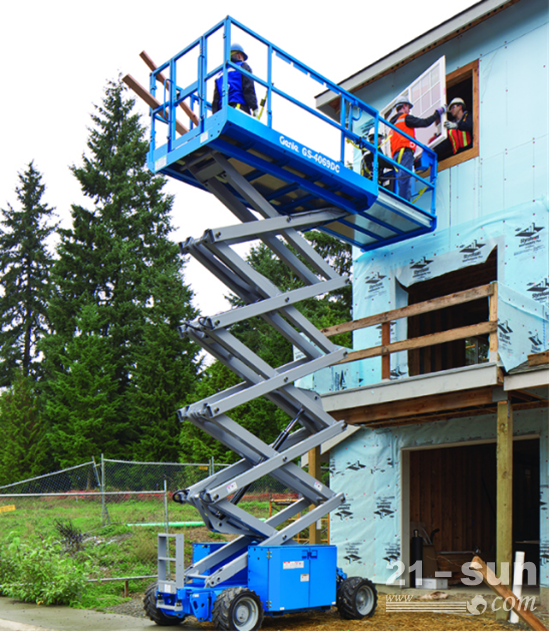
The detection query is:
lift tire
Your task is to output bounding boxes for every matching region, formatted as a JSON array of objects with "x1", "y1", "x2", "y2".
[
  {"x1": 143, "y1": 582, "x2": 185, "y2": 626},
  {"x1": 212, "y1": 586, "x2": 264, "y2": 631},
  {"x1": 337, "y1": 576, "x2": 377, "y2": 620}
]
